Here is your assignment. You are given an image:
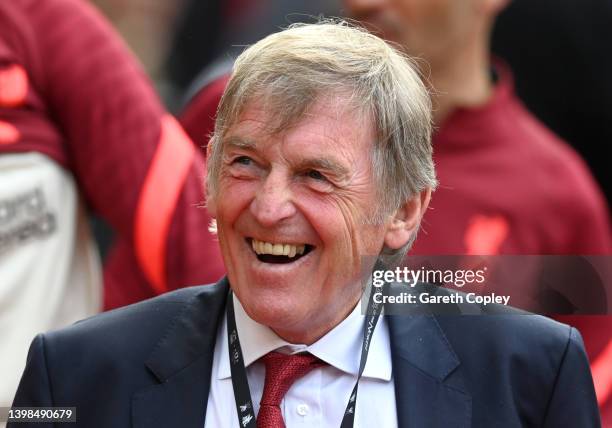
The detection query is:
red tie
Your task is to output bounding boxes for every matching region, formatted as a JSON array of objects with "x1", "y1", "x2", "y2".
[{"x1": 257, "y1": 351, "x2": 325, "y2": 428}]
